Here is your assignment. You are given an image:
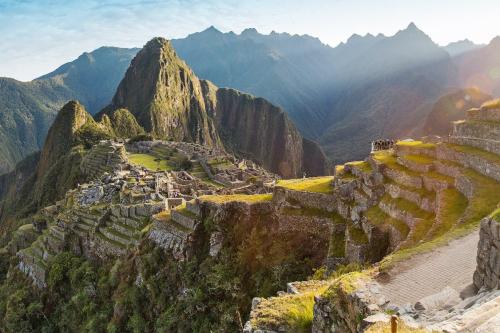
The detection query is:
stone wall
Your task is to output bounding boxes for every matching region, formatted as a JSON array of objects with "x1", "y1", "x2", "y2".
[{"x1": 473, "y1": 215, "x2": 500, "y2": 290}]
